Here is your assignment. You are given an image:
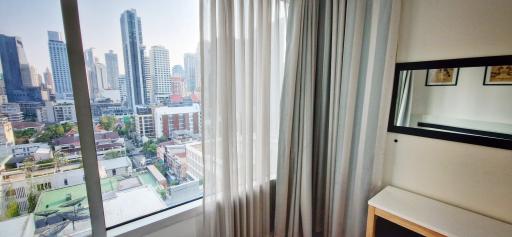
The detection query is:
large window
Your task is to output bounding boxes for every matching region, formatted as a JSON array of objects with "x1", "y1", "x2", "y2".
[{"x1": 0, "y1": 0, "x2": 201, "y2": 236}]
